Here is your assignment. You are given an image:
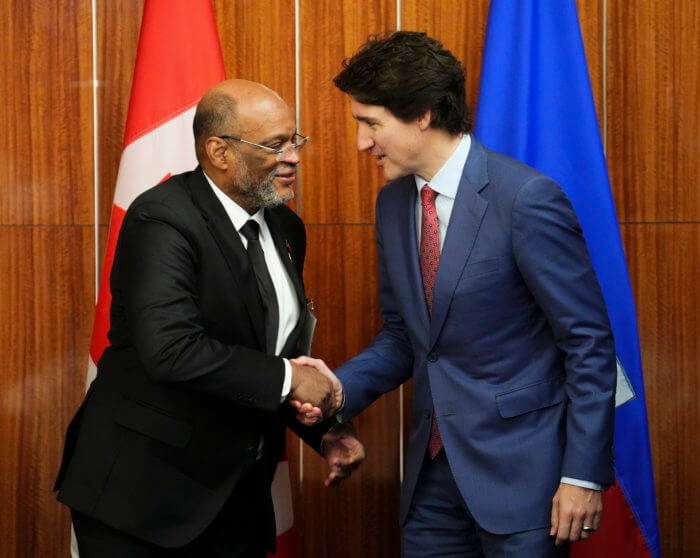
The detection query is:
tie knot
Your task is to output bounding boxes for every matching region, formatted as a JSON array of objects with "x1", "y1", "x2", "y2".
[
  {"x1": 240, "y1": 220, "x2": 260, "y2": 242},
  {"x1": 421, "y1": 185, "x2": 437, "y2": 205}
]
